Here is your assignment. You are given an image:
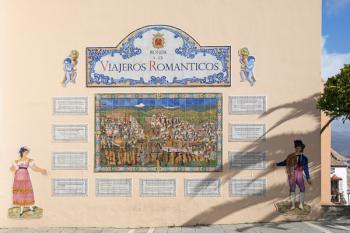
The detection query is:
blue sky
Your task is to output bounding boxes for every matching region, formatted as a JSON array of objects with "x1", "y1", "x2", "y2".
[
  {"x1": 323, "y1": 0, "x2": 350, "y2": 53},
  {"x1": 100, "y1": 98, "x2": 217, "y2": 110},
  {"x1": 322, "y1": 0, "x2": 350, "y2": 132}
]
